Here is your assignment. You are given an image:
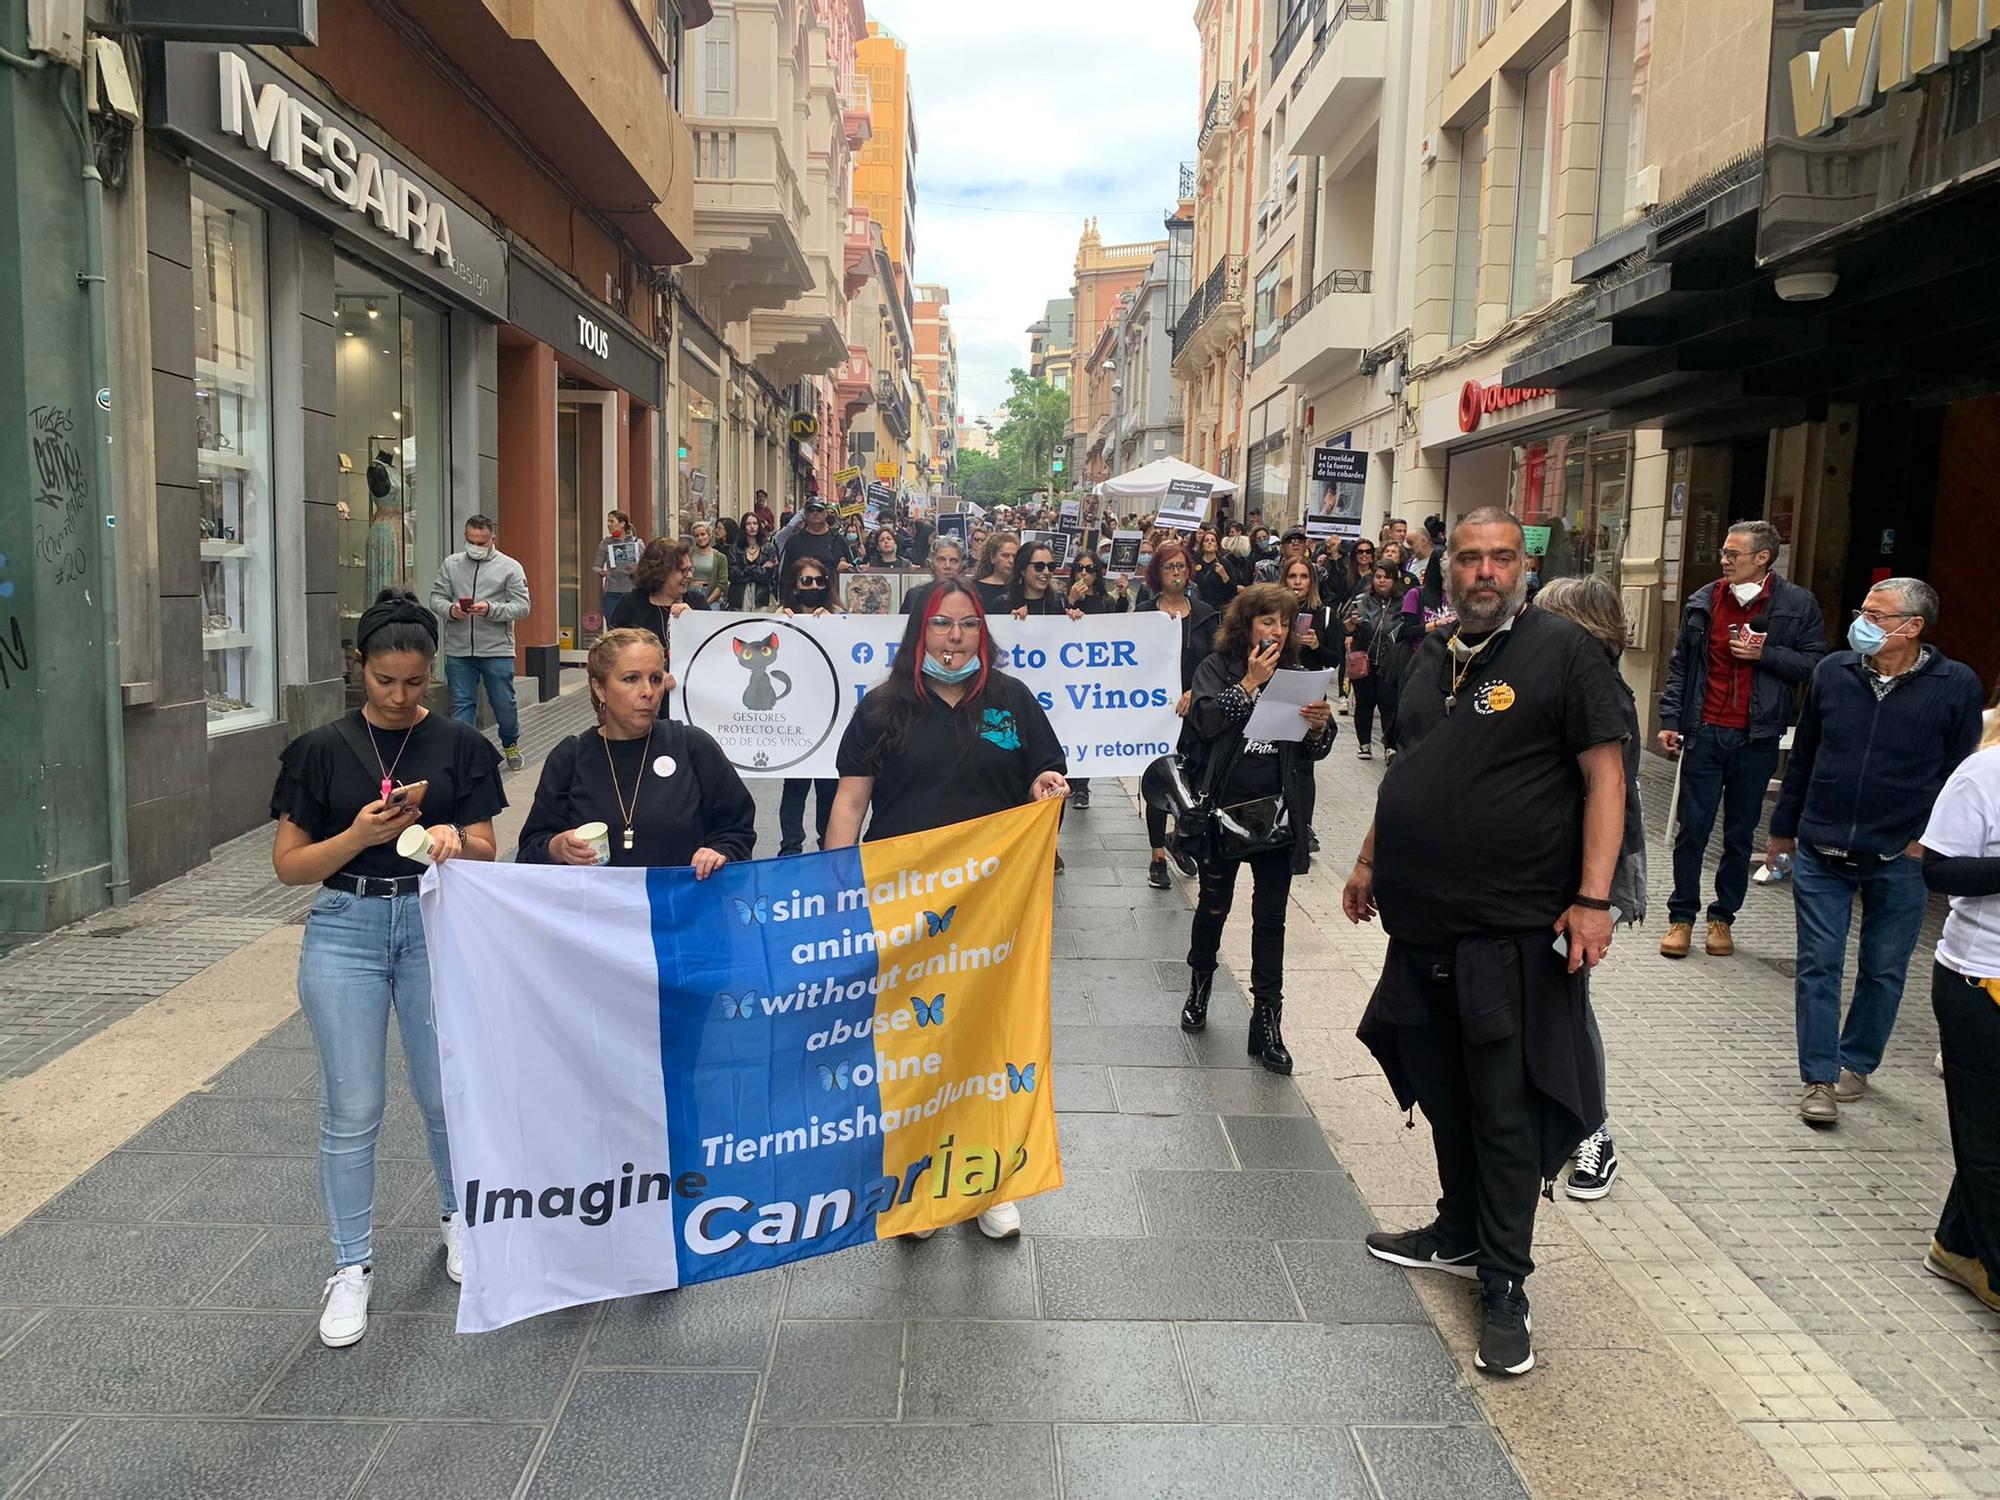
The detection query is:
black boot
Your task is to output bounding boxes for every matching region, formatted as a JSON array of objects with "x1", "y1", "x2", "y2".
[
  {"x1": 1182, "y1": 970, "x2": 1213, "y2": 1033},
  {"x1": 1249, "y1": 995, "x2": 1293, "y2": 1074}
]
